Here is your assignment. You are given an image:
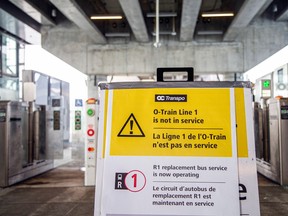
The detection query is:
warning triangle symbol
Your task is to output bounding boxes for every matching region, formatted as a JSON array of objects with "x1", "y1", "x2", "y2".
[{"x1": 118, "y1": 113, "x2": 145, "y2": 137}]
